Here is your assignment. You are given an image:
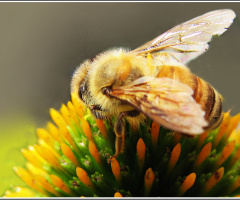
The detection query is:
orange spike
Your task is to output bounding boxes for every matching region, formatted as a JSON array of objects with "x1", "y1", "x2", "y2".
[
  {"x1": 38, "y1": 139, "x2": 60, "y2": 158},
  {"x1": 80, "y1": 118, "x2": 93, "y2": 141},
  {"x1": 95, "y1": 119, "x2": 107, "y2": 138},
  {"x1": 76, "y1": 167, "x2": 93, "y2": 188},
  {"x1": 50, "y1": 108, "x2": 67, "y2": 127},
  {"x1": 144, "y1": 168, "x2": 155, "y2": 196},
  {"x1": 60, "y1": 104, "x2": 72, "y2": 125},
  {"x1": 59, "y1": 126, "x2": 79, "y2": 153},
  {"x1": 174, "y1": 132, "x2": 182, "y2": 145},
  {"x1": 14, "y1": 167, "x2": 44, "y2": 194},
  {"x1": 21, "y1": 148, "x2": 44, "y2": 168},
  {"x1": 137, "y1": 138, "x2": 146, "y2": 169},
  {"x1": 224, "y1": 113, "x2": 240, "y2": 142},
  {"x1": 229, "y1": 176, "x2": 240, "y2": 193},
  {"x1": 89, "y1": 141, "x2": 101, "y2": 164},
  {"x1": 151, "y1": 121, "x2": 160, "y2": 147},
  {"x1": 196, "y1": 131, "x2": 209, "y2": 149},
  {"x1": 50, "y1": 175, "x2": 74, "y2": 195},
  {"x1": 204, "y1": 167, "x2": 224, "y2": 194},
  {"x1": 229, "y1": 129, "x2": 240, "y2": 145},
  {"x1": 71, "y1": 93, "x2": 85, "y2": 118},
  {"x1": 34, "y1": 174, "x2": 60, "y2": 196},
  {"x1": 179, "y1": 173, "x2": 196, "y2": 196},
  {"x1": 114, "y1": 192, "x2": 123, "y2": 197},
  {"x1": 216, "y1": 140, "x2": 236, "y2": 168},
  {"x1": 26, "y1": 162, "x2": 48, "y2": 177},
  {"x1": 111, "y1": 157, "x2": 121, "y2": 183},
  {"x1": 36, "y1": 128, "x2": 55, "y2": 148},
  {"x1": 47, "y1": 122, "x2": 63, "y2": 143},
  {"x1": 34, "y1": 144, "x2": 61, "y2": 169},
  {"x1": 67, "y1": 101, "x2": 80, "y2": 125},
  {"x1": 194, "y1": 142, "x2": 212, "y2": 170},
  {"x1": 168, "y1": 143, "x2": 181, "y2": 173},
  {"x1": 61, "y1": 143, "x2": 80, "y2": 166},
  {"x1": 229, "y1": 146, "x2": 240, "y2": 167},
  {"x1": 213, "y1": 111, "x2": 231, "y2": 148}
]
